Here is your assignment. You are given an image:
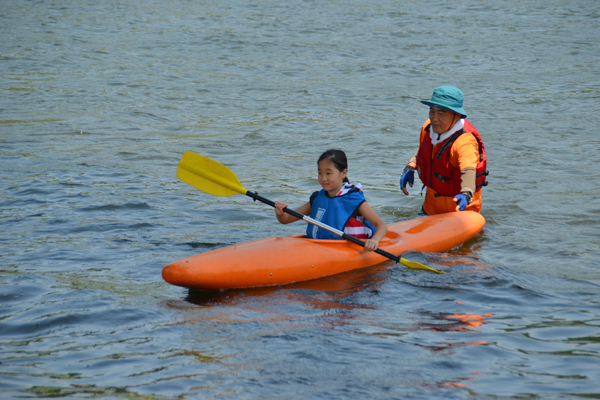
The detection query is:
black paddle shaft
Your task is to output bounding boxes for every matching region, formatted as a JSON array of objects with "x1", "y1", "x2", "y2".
[
  {"x1": 246, "y1": 191, "x2": 305, "y2": 220},
  {"x1": 246, "y1": 191, "x2": 402, "y2": 264}
]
